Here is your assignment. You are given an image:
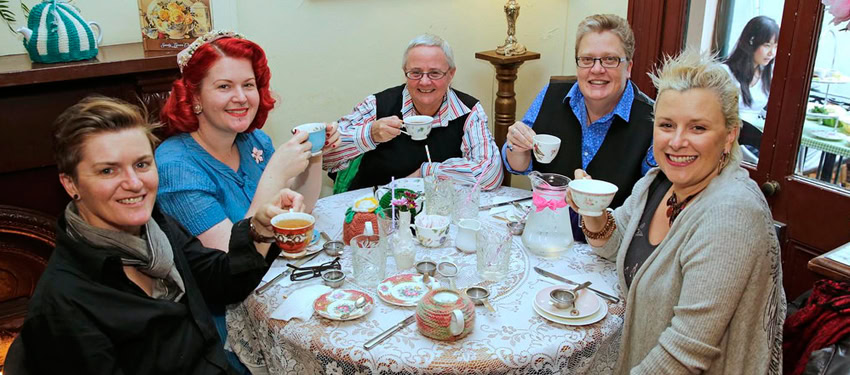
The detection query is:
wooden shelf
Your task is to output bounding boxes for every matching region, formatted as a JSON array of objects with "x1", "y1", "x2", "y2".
[{"x1": 0, "y1": 42, "x2": 178, "y2": 88}]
